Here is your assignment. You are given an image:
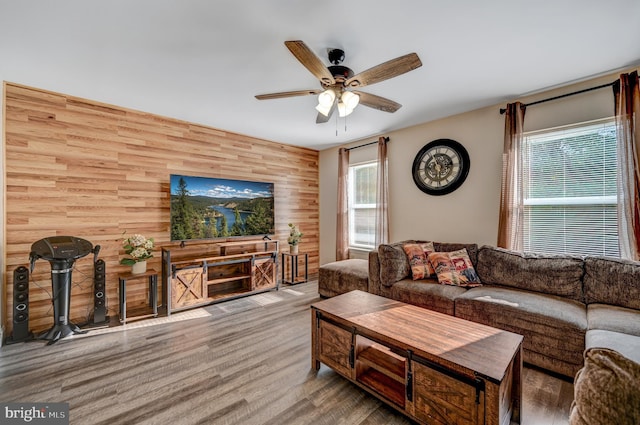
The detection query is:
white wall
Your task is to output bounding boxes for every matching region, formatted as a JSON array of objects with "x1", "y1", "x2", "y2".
[{"x1": 319, "y1": 71, "x2": 622, "y2": 265}]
